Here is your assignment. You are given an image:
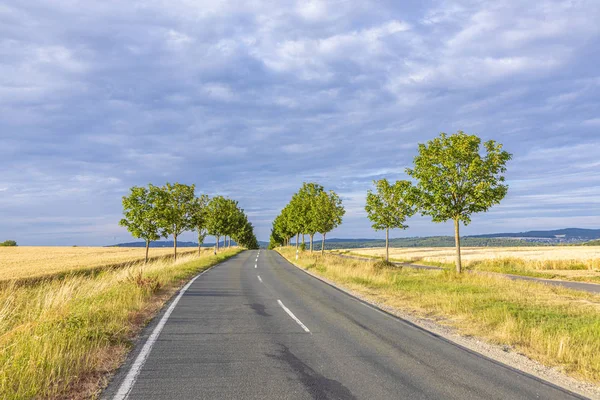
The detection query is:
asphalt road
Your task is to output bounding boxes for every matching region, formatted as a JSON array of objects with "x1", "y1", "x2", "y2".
[{"x1": 103, "y1": 250, "x2": 585, "y2": 400}]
